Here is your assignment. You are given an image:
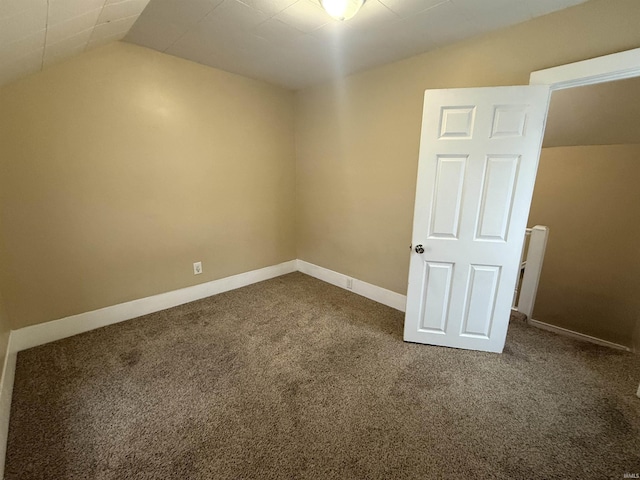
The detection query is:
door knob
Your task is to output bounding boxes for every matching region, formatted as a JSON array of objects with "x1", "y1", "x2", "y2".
[{"x1": 415, "y1": 244, "x2": 425, "y2": 254}]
